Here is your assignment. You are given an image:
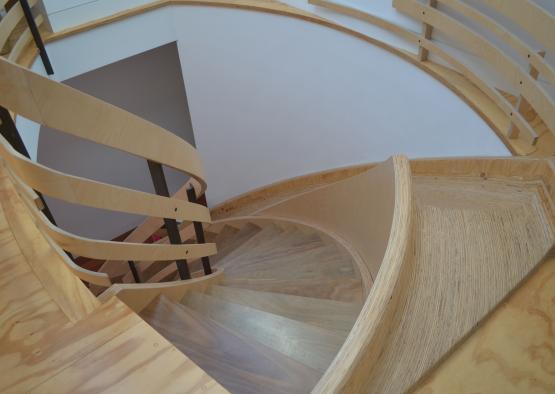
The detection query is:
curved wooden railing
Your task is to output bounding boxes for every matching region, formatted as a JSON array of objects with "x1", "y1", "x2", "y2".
[
  {"x1": 0, "y1": 57, "x2": 216, "y2": 286},
  {"x1": 0, "y1": 0, "x2": 46, "y2": 65},
  {"x1": 393, "y1": 0, "x2": 555, "y2": 141},
  {"x1": 310, "y1": 0, "x2": 555, "y2": 152},
  {"x1": 258, "y1": 156, "x2": 413, "y2": 391}
]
